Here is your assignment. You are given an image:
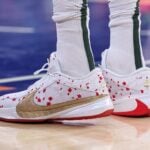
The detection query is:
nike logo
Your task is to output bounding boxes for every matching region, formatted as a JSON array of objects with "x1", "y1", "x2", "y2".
[{"x1": 16, "y1": 90, "x2": 106, "y2": 118}]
